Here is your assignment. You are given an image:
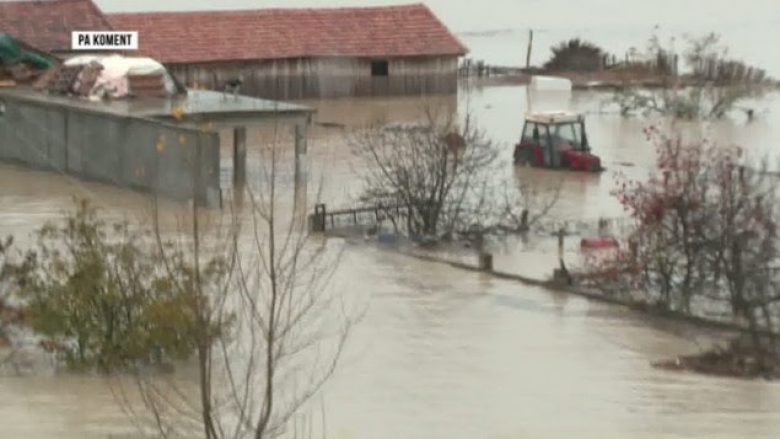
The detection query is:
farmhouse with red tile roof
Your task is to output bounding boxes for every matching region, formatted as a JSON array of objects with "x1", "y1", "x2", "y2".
[
  {"x1": 0, "y1": 1, "x2": 466, "y2": 98},
  {"x1": 109, "y1": 4, "x2": 468, "y2": 98},
  {"x1": 0, "y1": 0, "x2": 113, "y2": 54}
]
